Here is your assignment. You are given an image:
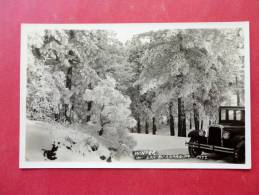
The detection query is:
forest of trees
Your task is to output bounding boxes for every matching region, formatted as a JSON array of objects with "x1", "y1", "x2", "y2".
[{"x1": 26, "y1": 28, "x2": 245, "y2": 155}]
